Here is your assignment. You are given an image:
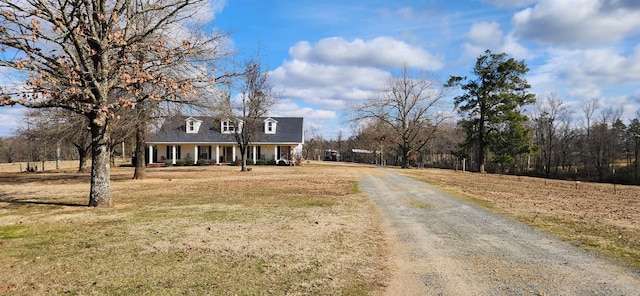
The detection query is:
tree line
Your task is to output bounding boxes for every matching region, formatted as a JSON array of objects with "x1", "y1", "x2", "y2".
[{"x1": 314, "y1": 50, "x2": 640, "y2": 185}]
